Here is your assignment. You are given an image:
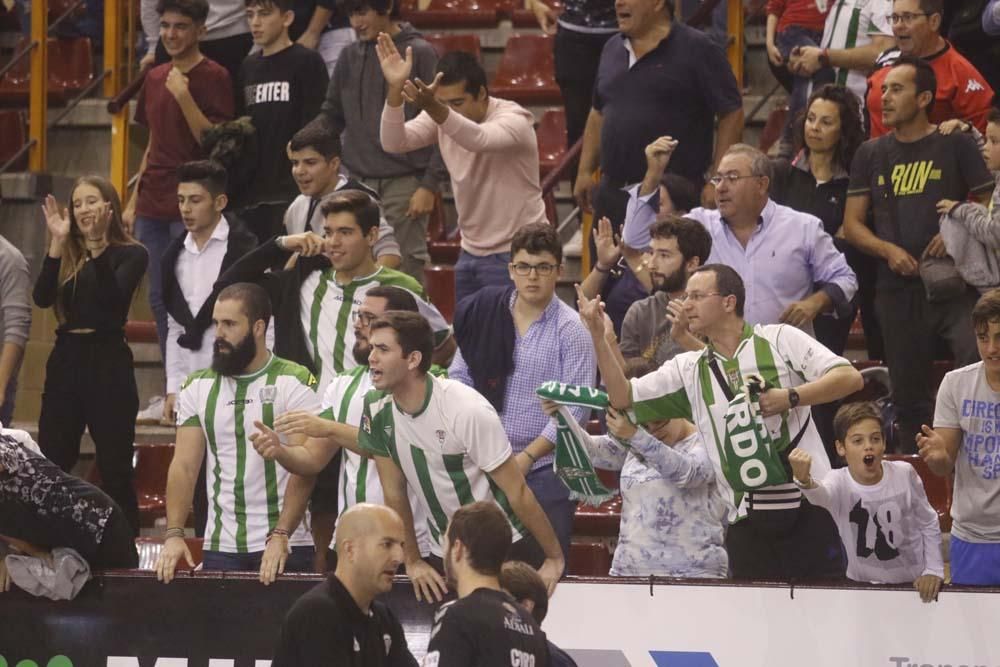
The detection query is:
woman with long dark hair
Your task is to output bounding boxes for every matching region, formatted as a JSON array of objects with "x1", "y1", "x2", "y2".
[
  {"x1": 770, "y1": 83, "x2": 878, "y2": 359},
  {"x1": 33, "y1": 176, "x2": 148, "y2": 533}
]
